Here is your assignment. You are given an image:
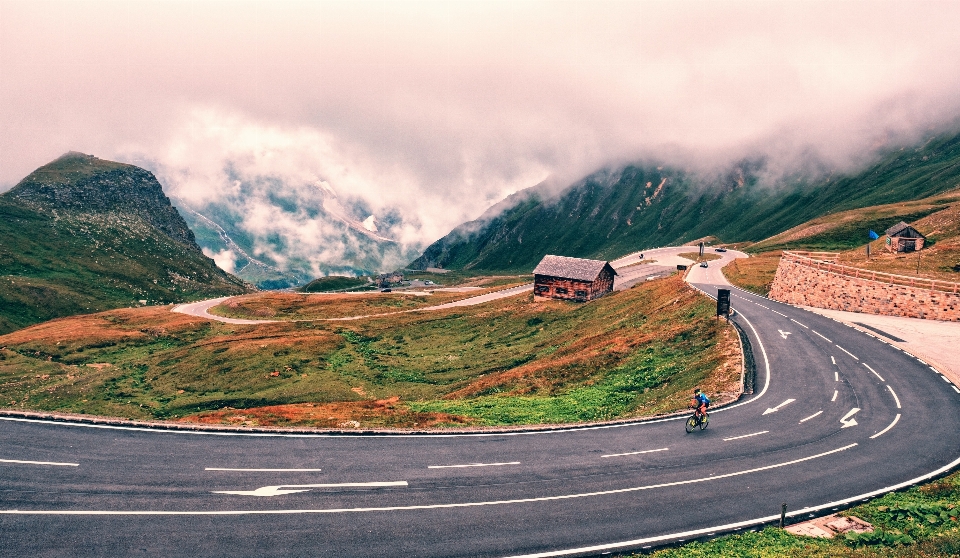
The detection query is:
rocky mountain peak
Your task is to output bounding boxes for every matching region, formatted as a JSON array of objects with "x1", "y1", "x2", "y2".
[{"x1": 5, "y1": 152, "x2": 197, "y2": 247}]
